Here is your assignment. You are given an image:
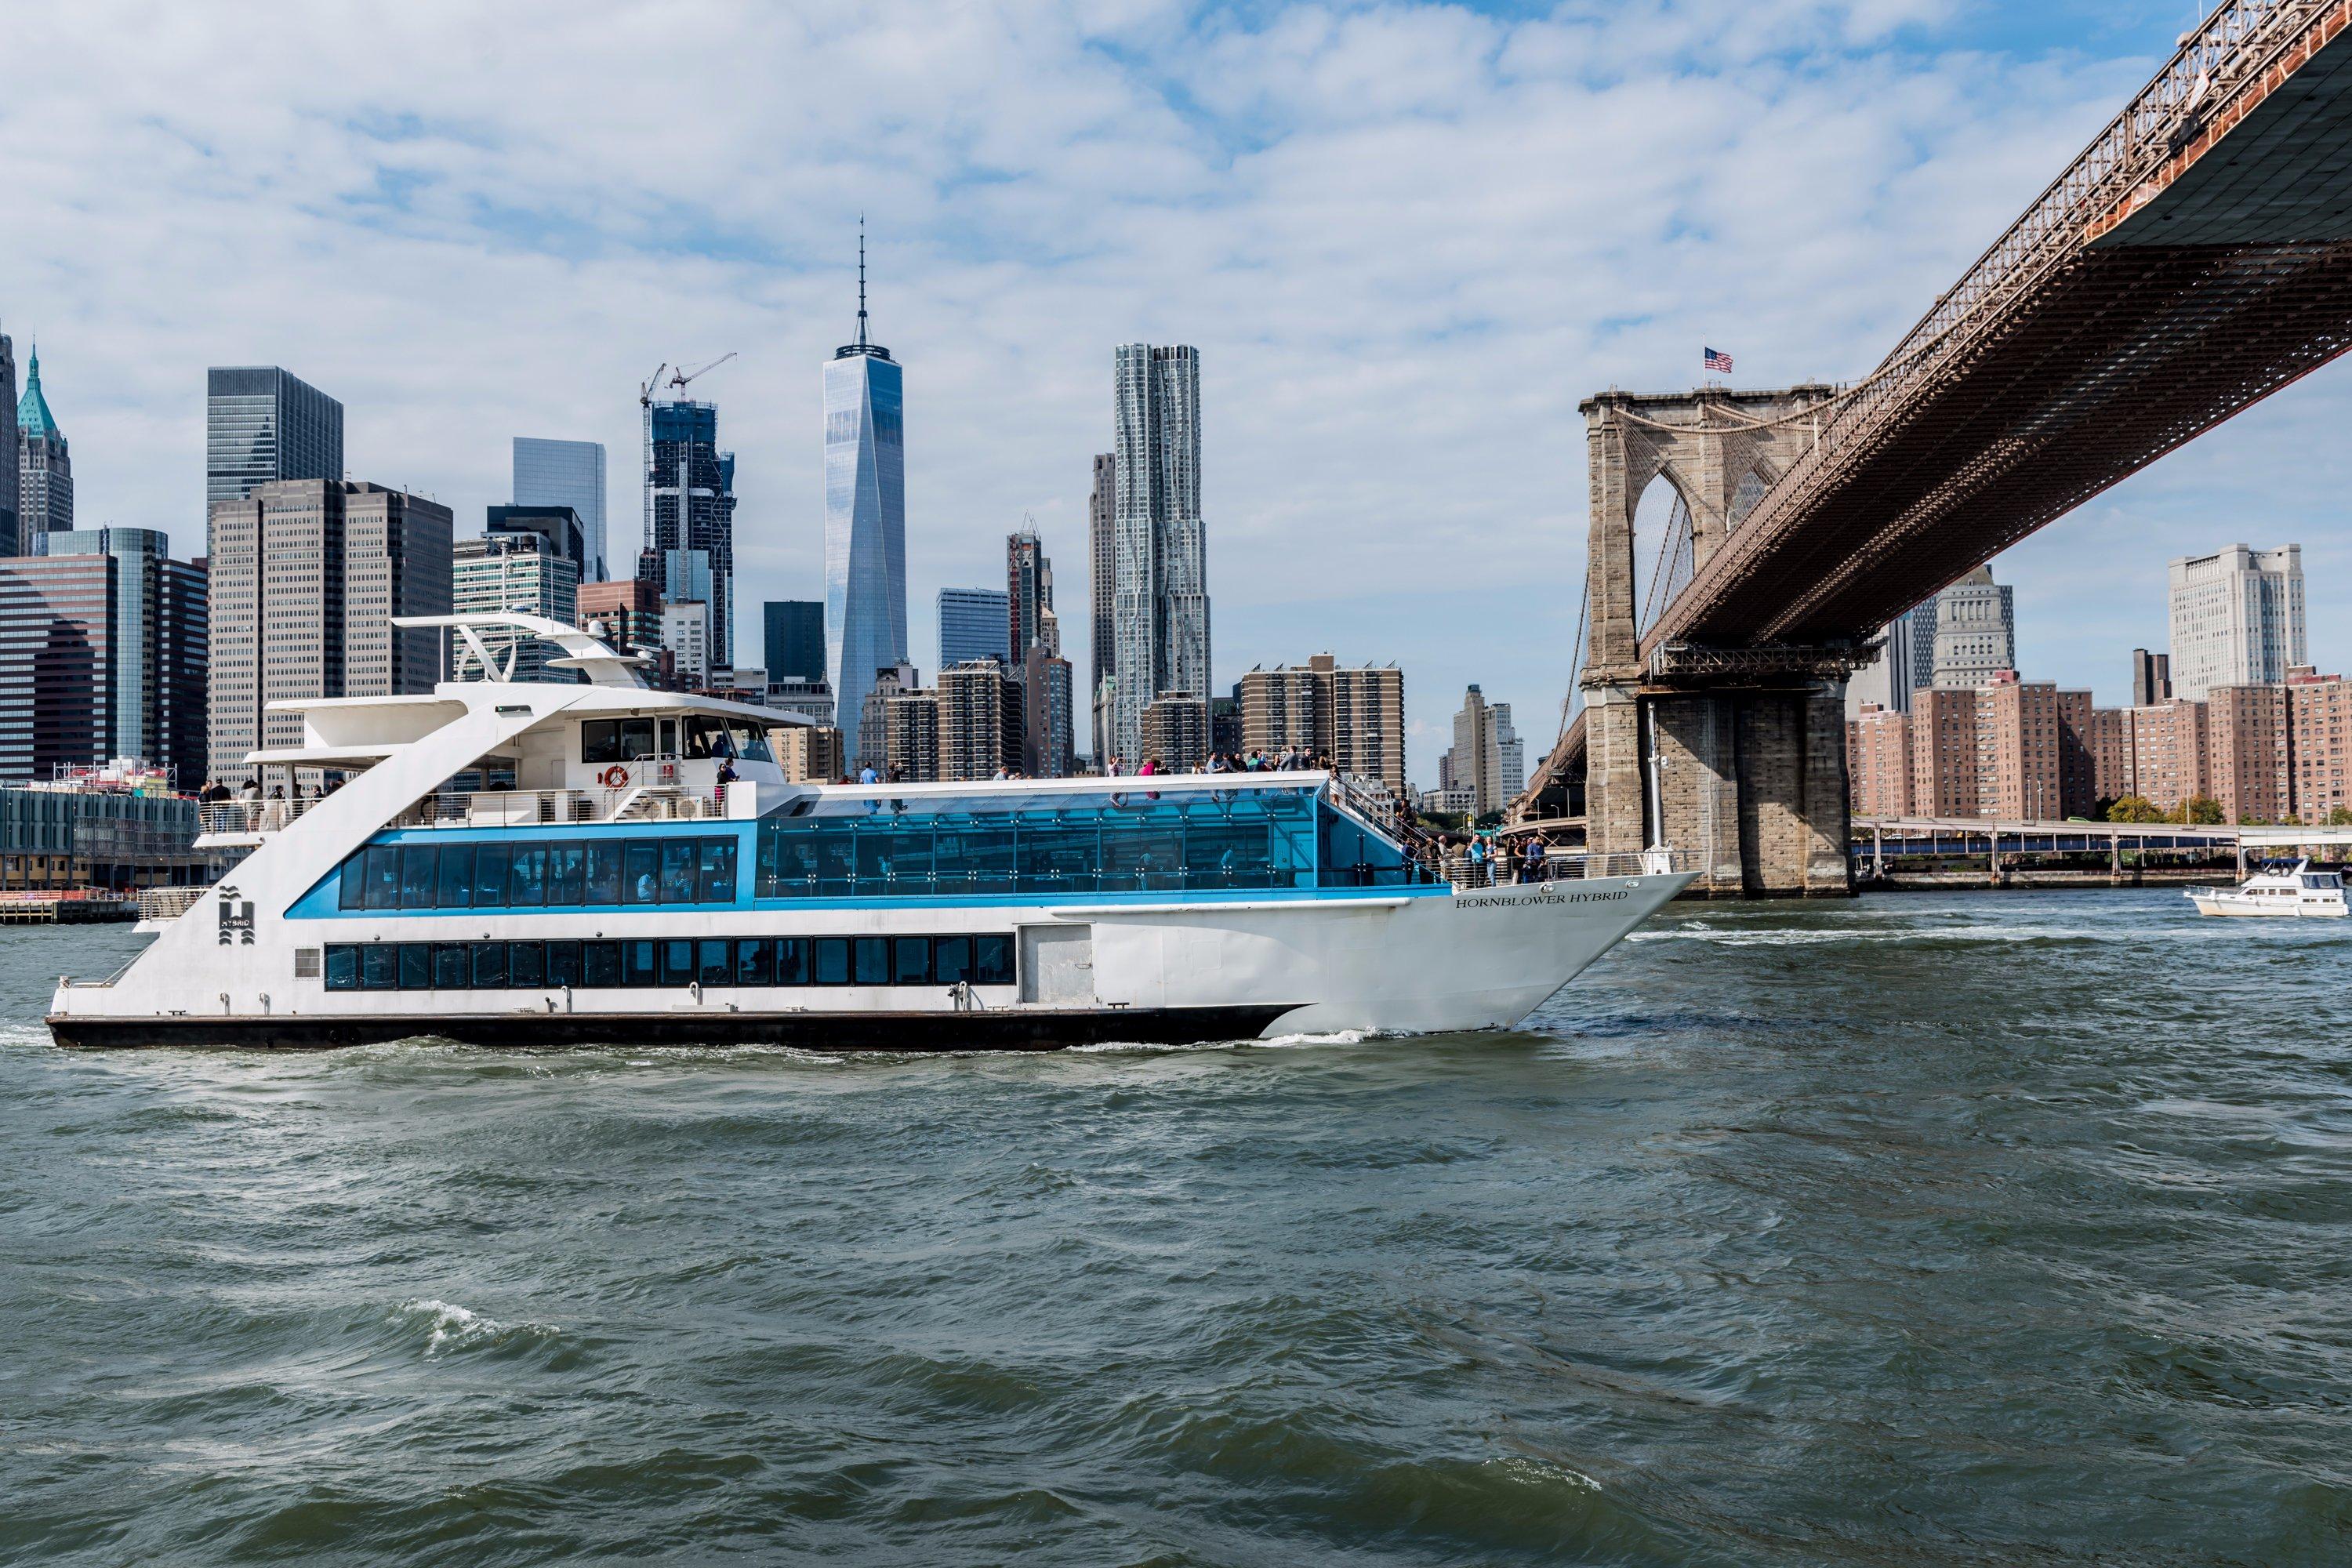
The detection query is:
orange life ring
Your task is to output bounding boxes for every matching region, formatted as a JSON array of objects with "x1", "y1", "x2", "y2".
[{"x1": 600, "y1": 764, "x2": 631, "y2": 789}]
